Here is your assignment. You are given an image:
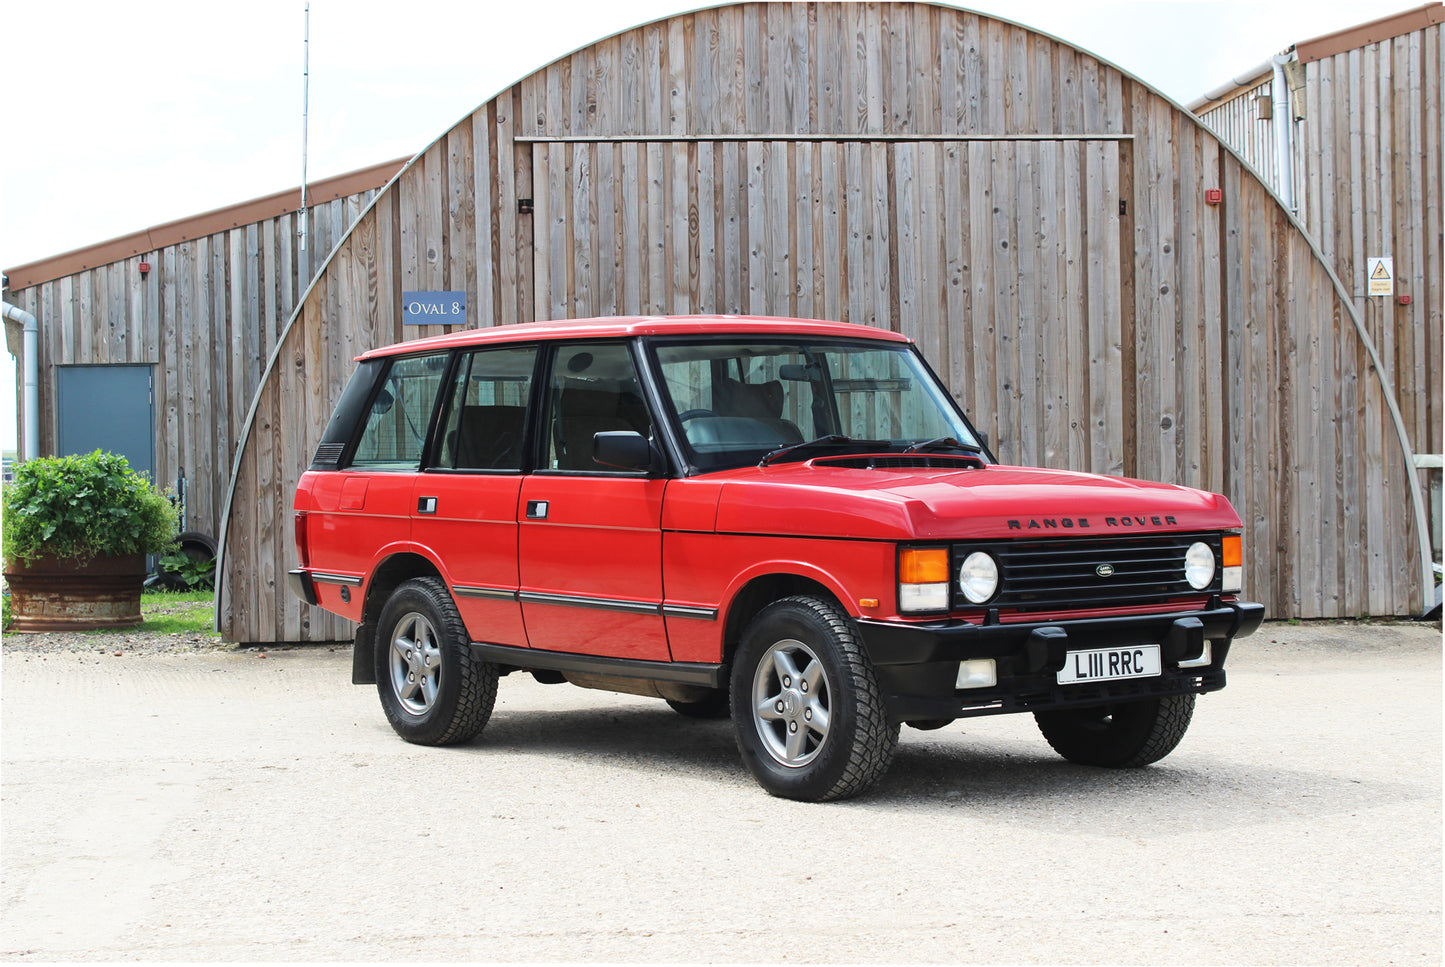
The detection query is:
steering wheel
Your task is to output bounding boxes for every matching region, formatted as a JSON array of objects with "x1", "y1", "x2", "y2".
[{"x1": 678, "y1": 409, "x2": 717, "y2": 422}]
